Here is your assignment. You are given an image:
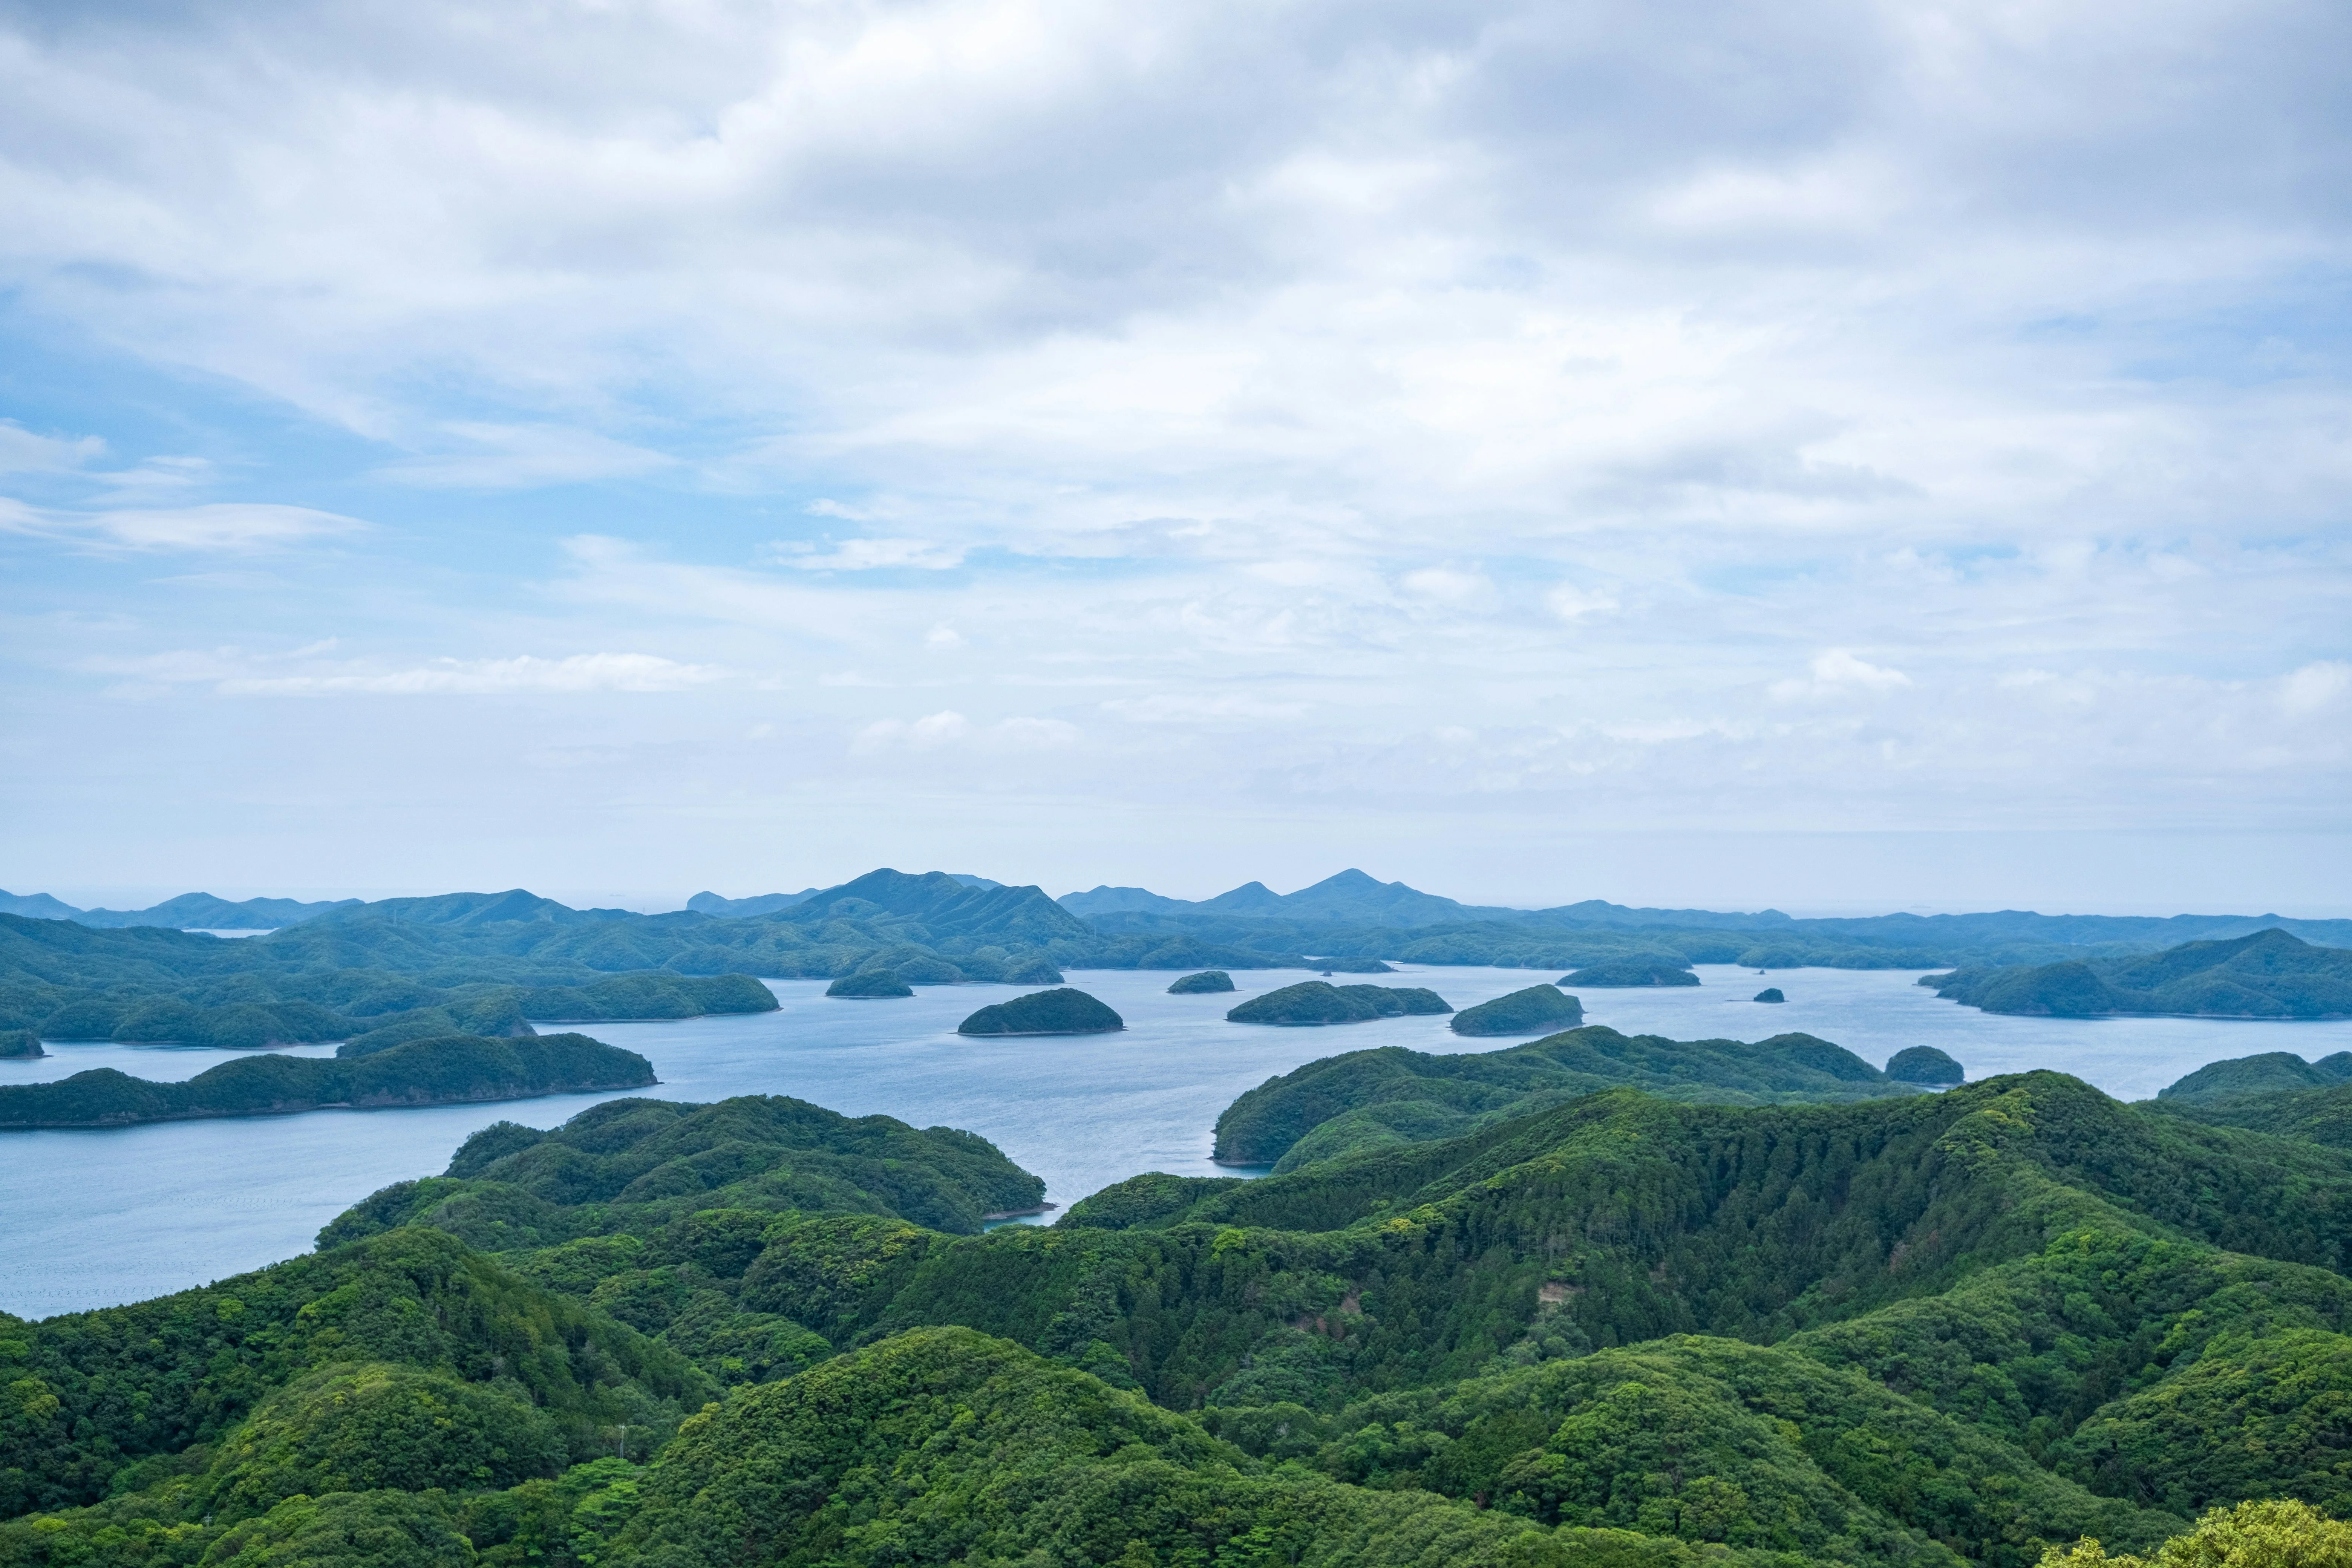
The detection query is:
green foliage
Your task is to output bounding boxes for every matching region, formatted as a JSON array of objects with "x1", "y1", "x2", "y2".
[
  {"x1": 200, "y1": 1364, "x2": 565, "y2": 1518},
  {"x1": 1168, "y1": 969, "x2": 1236, "y2": 993},
  {"x1": 2048, "y1": 1331, "x2": 2352, "y2": 1516},
  {"x1": 202, "y1": 1488, "x2": 480, "y2": 1568},
  {"x1": 2039, "y1": 1499, "x2": 2352, "y2": 1568},
  {"x1": 0, "y1": 1227, "x2": 703, "y2": 1518},
  {"x1": 1314, "y1": 1335, "x2": 2174, "y2": 1566},
  {"x1": 793, "y1": 1075, "x2": 2352, "y2": 1424},
  {"x1": 0, "y1": 1036, "x2": 654, "y2": 1130},
  {"x1": 1451, "y1": 986, "x2": 1583, "y2": 1037},
  {"x1": 594, "y1": 1325, "x2": 1731, "y2": 1568},
  {"x1": 1753, "y1": 988, "x2": 1785, "y2": 1003},
  {"x1": 2159, "y1": 1054, "x2": 2352, "y2": 1104},
  {"x1": 1212, "y1": 1024, "x2": 1909, "y2": 1167},
  {"x1": 17, "y1": 1039, "x2": 2352, "y2": 1568},
  {"x1": 1933, "y1": 931, "x2": 2352, "y2": 1020},
  {"x1": 956, "y1": 986, "x2": 1125, "y2": 1035},
  {"x1": 1888, "y1": 1047, "x2": 1966, "y2": 1085},
  {"x1": 737, "y1": 1214, "x2": 939, "y2": 1342},
  {"x1": 1227, "y1": 982, "x2": 1453, "y2": 1026},
  {"x1": 1059, "y1": 1172, "x2": 1253, "y2": 1229},
  {"x1": 2152, "y1": 1083, "x2": 2352, "y2": 1149},
  {"x1": 322, "y1": 1094, "x2": 1045, "y2": 1250},
  {"x1": 0, "y1": 1032, "x2": 39, "y2": 1059}
]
